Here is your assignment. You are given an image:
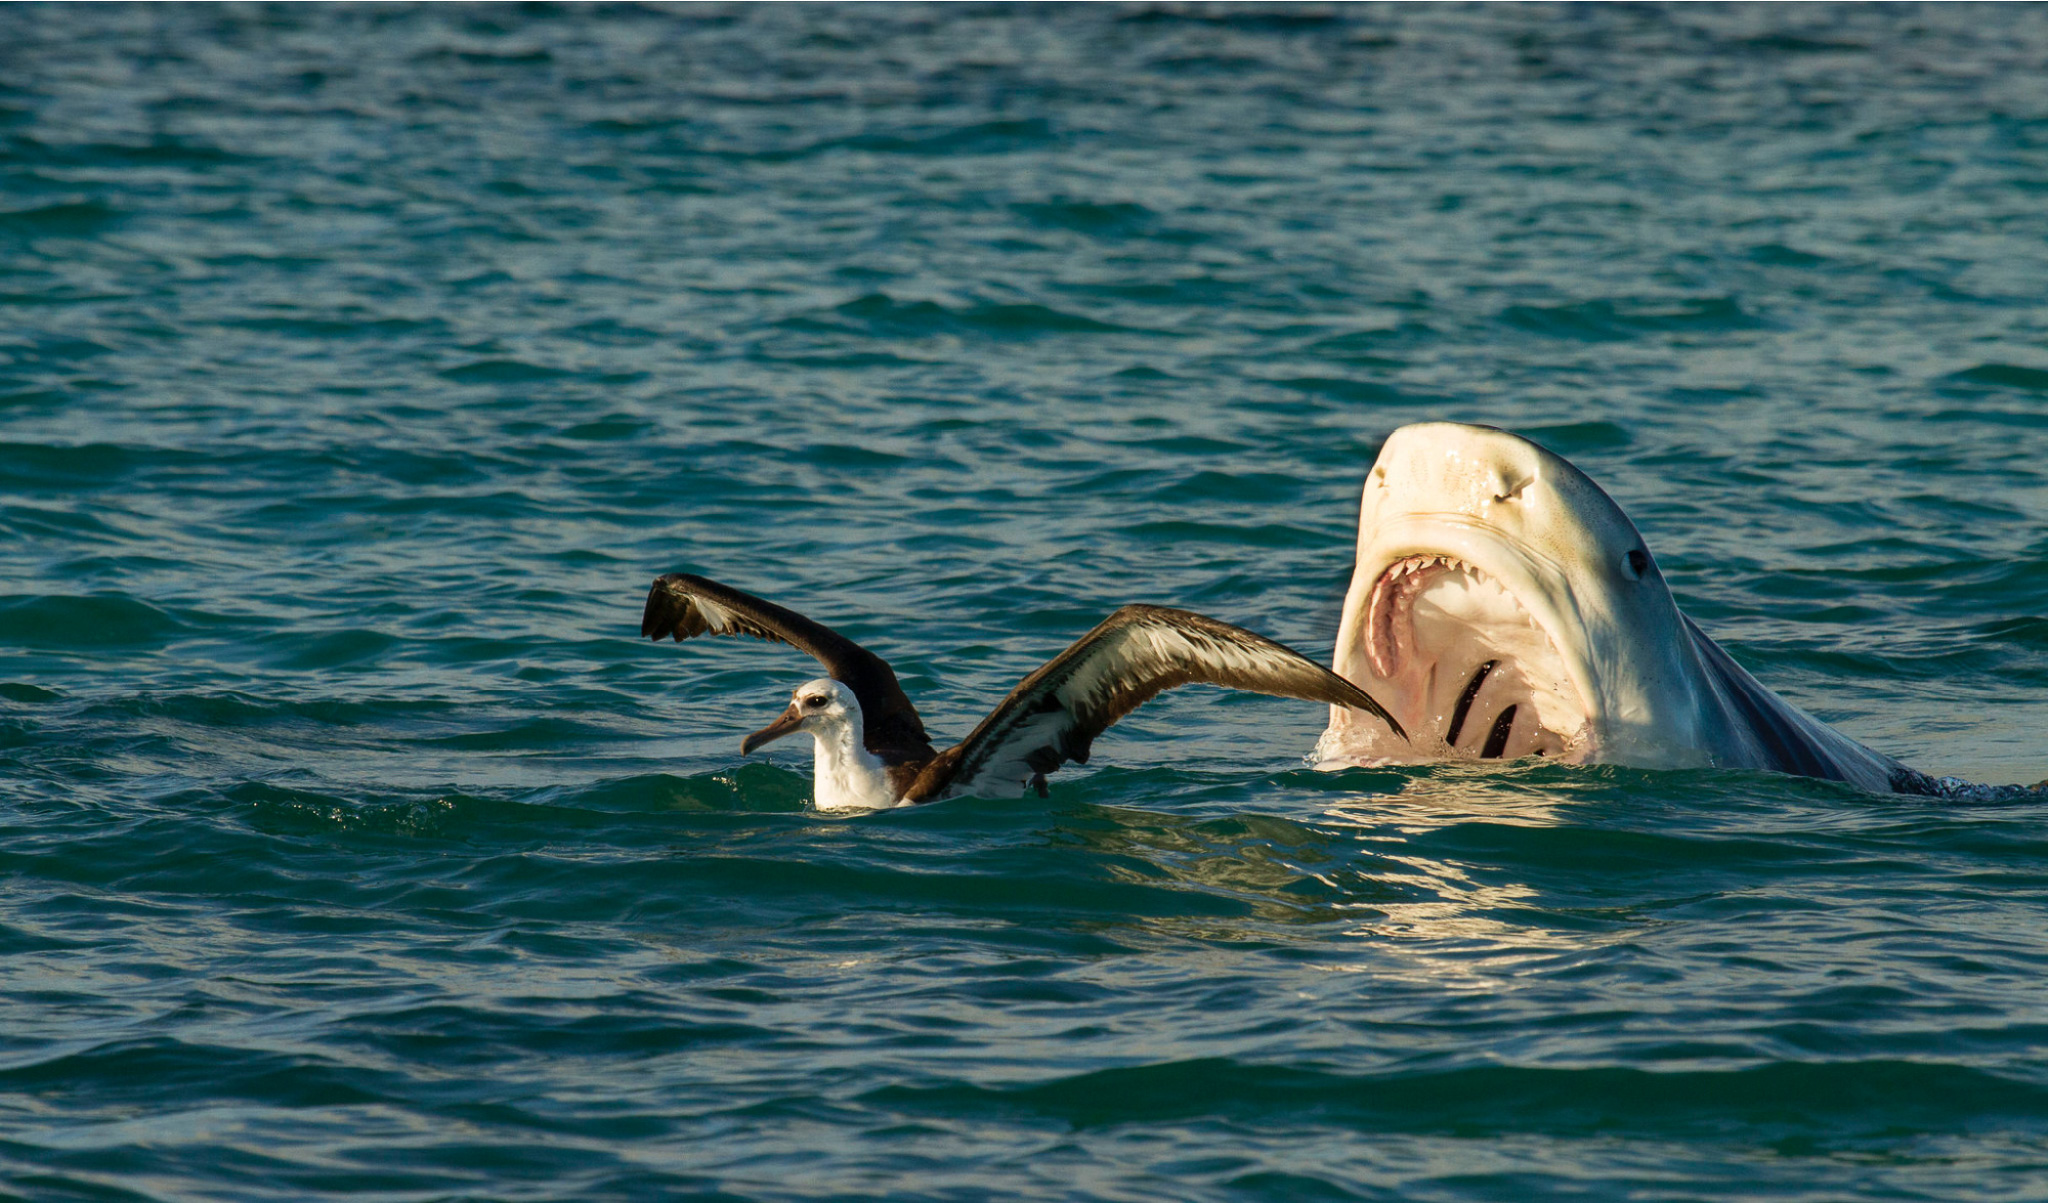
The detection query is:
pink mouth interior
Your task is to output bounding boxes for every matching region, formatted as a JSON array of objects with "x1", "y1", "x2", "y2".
[{"x1": 1325, "y1": 555, "x2": 1590, "y2": 765}]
